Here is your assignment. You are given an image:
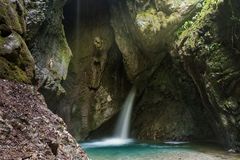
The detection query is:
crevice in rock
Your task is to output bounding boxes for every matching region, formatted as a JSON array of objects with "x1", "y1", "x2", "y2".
[
  {"x1": 47, "y1": 141, "x2": 59, "y2": 156},
  {"x1": 0, "y1": 24, "x2": 12, "y2": 37}
]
